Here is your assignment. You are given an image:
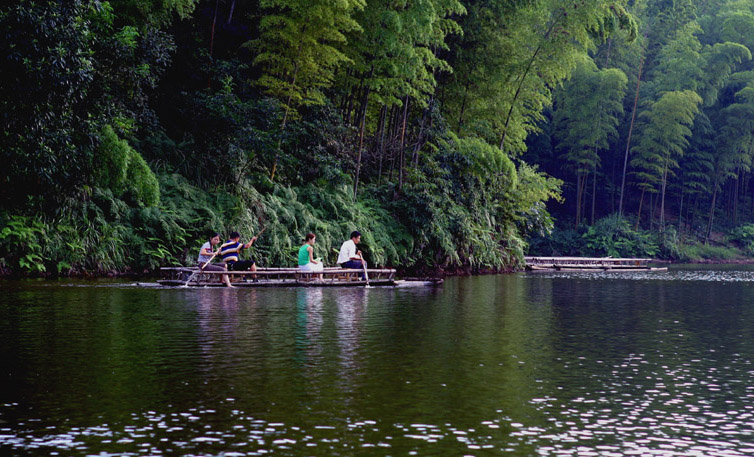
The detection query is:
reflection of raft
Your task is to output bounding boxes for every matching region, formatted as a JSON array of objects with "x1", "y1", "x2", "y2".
[
  {"x1": 158, "y1": 267, "x2": 443, "y2": 287},
  {"x1": 524, "y1": 257, "x2": 668, "y2": 272}
]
